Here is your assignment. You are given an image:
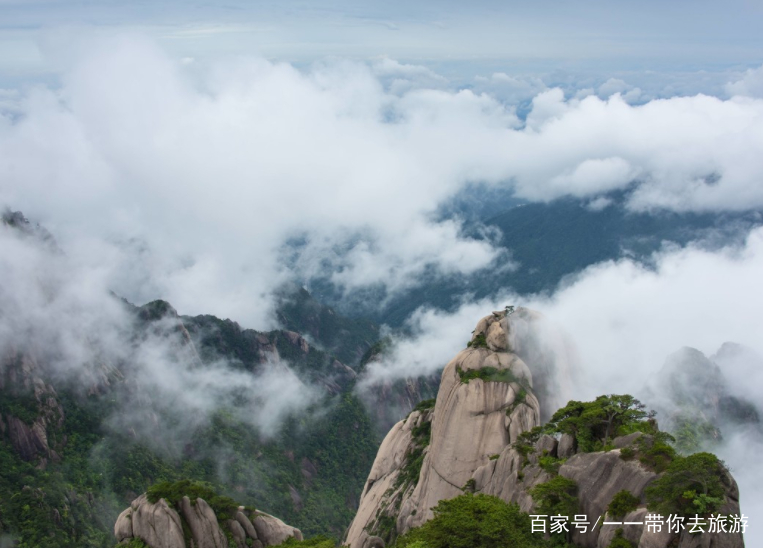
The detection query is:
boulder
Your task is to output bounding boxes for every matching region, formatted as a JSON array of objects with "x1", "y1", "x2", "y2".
[
  {"x1": 128, "y1": 494, "x2": 186, "y2": 548},
  {"x1": 228, "y1": 519, "x2": 247, "y2": 548},
  {"x1": 179, "y1": 496, "x2": 228, "y2": 548},
  {"x1": 252, "y1": 511, "x2": 302, "y2": 546},
  {"x1": 536, "y1": 434, "x2": 558, "y2": 457},
  {"x1": 613, "y1": 432, "x2": 643, "y2": 448},
  {"x1": 557, "y1": 433, "x2": 576, "y2": 458},
  {"x1": 486, "y1": 320, "x2": 509, "y2": 352},
  {"x1": 363, "y1": 536, "x2": 385, "y2": 548},
  {"x1": 343, "y1": 409, "x2": 427, "y2": 548},
  {"x1": 346, "y1": 312, "x2": 542, "y2": 547},
  {"x1": 114, "y1": 507, "x2": 133, "y2": 542},
  {"x1": 234, "y1": 509, "x2": 258, "y2": 539},
  {"x1": 474, "y1": 446, "x2": 552, "y2": 512}
]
